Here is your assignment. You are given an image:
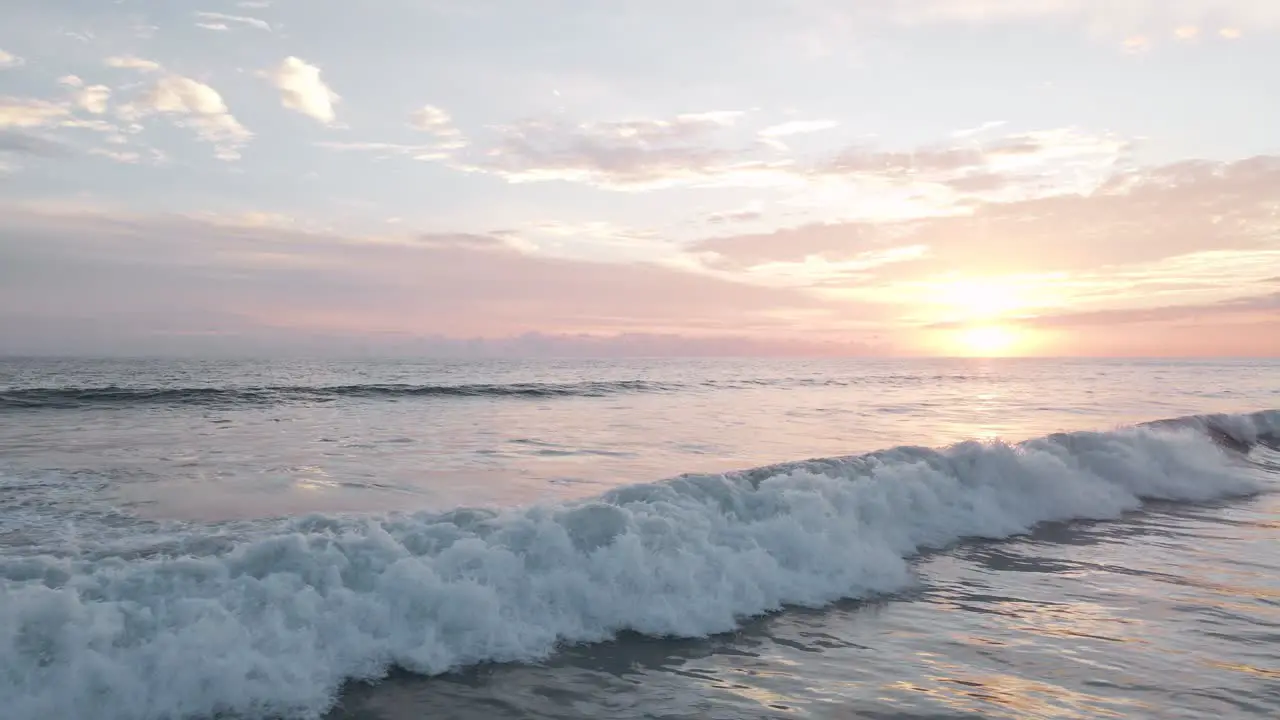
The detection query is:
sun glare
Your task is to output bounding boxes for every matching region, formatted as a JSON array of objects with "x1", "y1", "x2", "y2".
[{"x1": 956, "y1": 325, "x2": 1021, "y2": 357}]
